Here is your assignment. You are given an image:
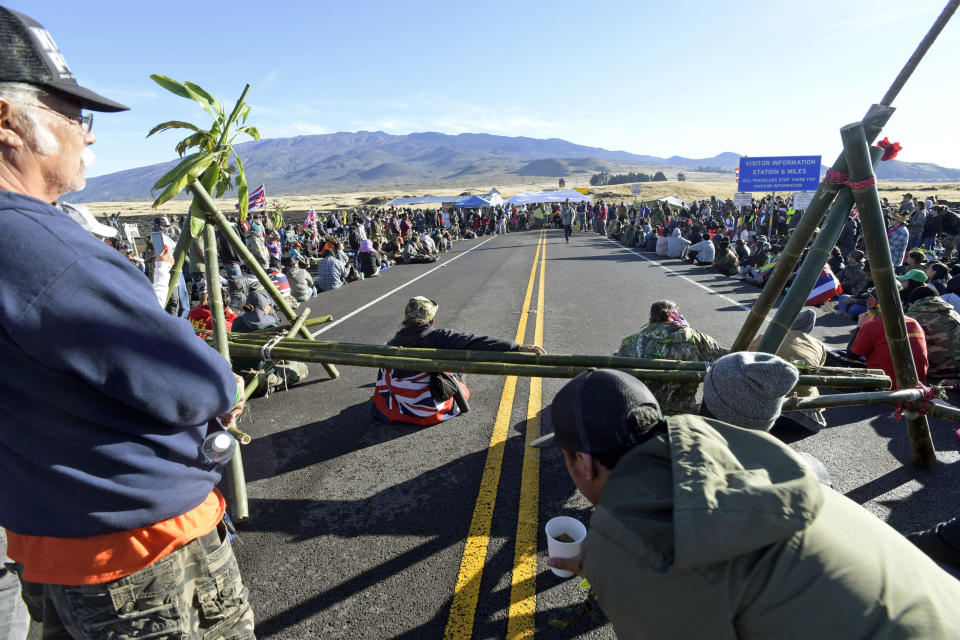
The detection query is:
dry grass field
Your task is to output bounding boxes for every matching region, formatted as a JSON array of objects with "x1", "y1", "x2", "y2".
[{"x1": 80, "y1": 176, "x2": 960, "y2": 220}]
